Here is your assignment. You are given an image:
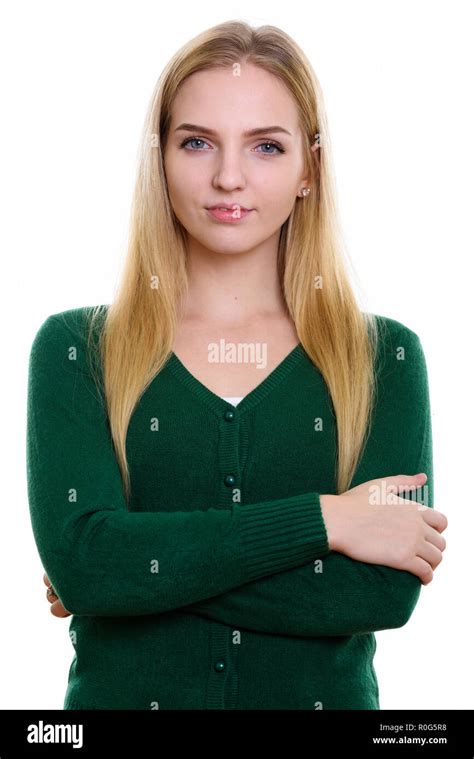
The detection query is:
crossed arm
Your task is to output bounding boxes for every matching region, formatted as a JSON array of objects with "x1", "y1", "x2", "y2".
[
  {"x1": 31, "y1": 312, "x2": 433, "y2": 637},
  {"x1": 183, "y1": 325, "x2": 434, "y2": 637}
]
